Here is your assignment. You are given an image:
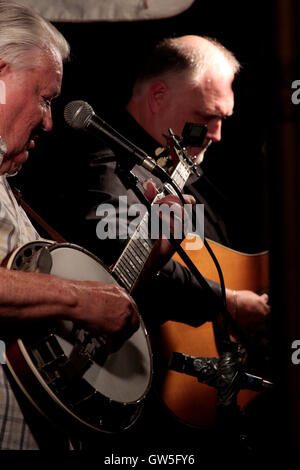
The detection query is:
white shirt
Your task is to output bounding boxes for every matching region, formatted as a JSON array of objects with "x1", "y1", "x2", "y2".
[
  {"x1": 0, "y1": 175, "x2": 40, "y2": 449},
  {"x1": 0, "y1": 176, "x2": 40, "y2": 264}
]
